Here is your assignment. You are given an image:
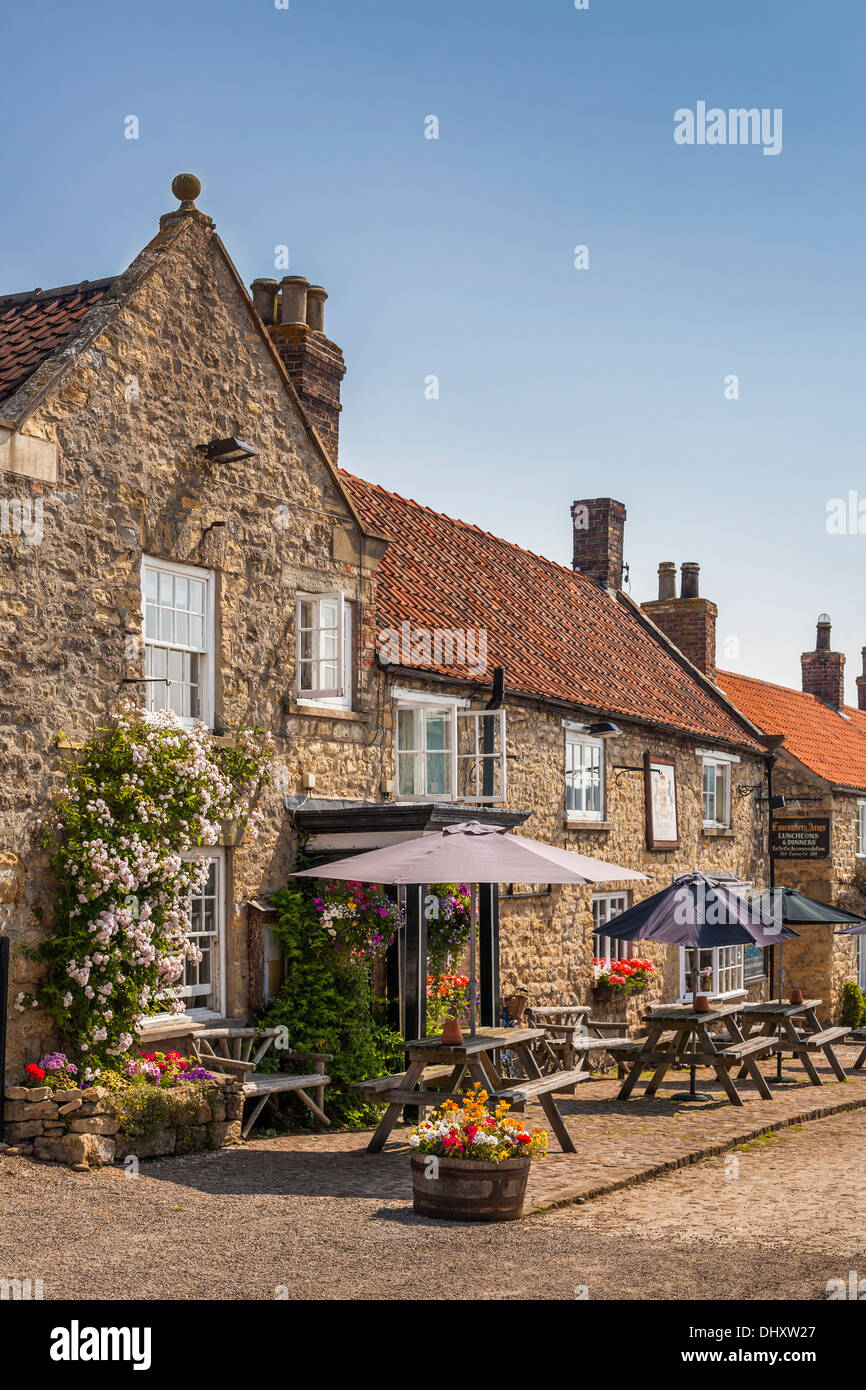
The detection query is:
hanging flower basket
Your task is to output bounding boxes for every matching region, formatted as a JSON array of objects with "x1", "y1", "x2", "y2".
[{"x1": 313, "y1": 881, "x2": 404, "y2": 962}]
